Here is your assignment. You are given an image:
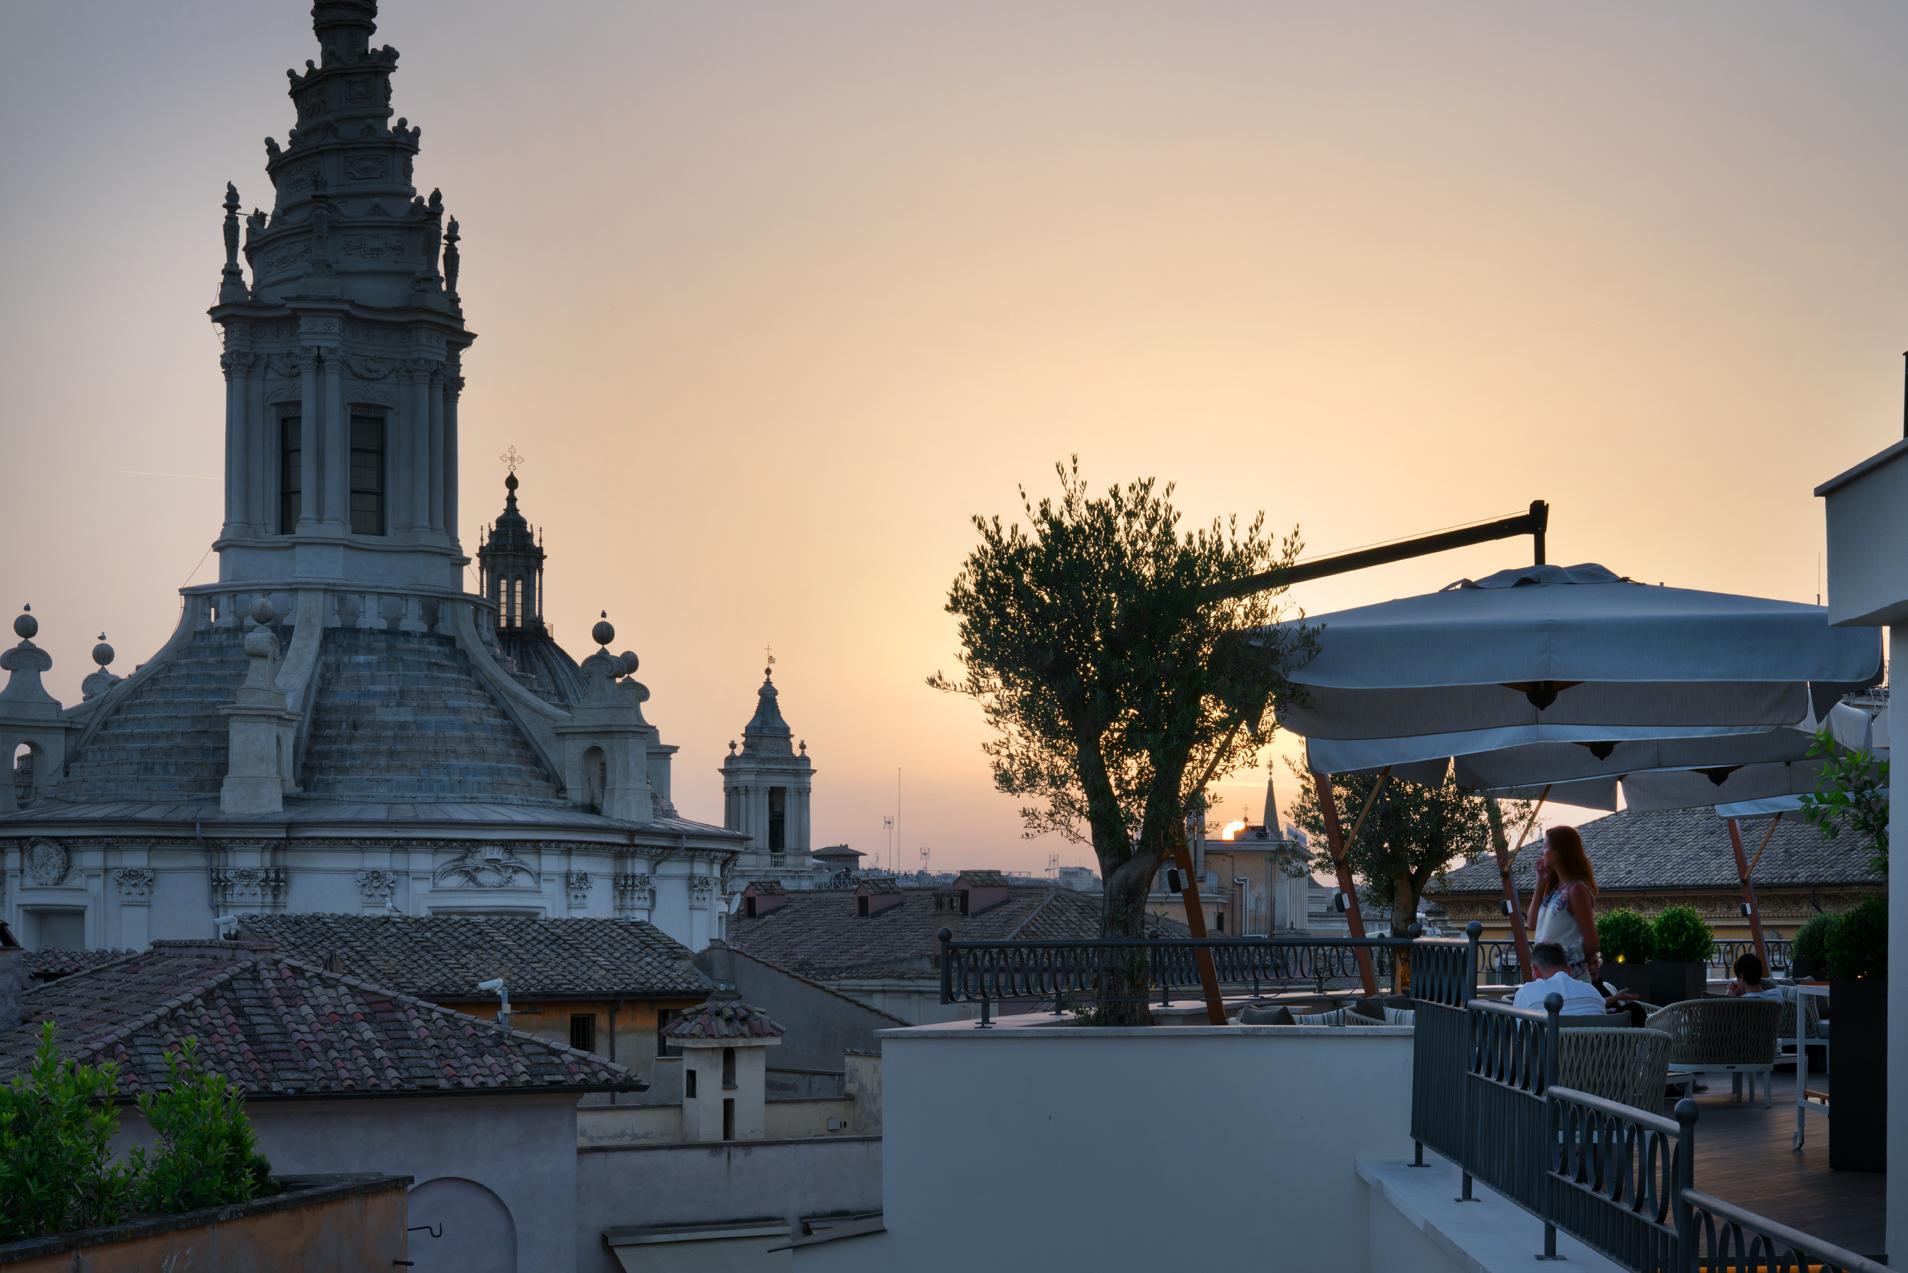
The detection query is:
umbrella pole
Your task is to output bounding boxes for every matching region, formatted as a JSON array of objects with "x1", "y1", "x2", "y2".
[
  {"x1": 1171, "y1": 721, "x2": 1247, "y2": 1025},
  {"x1": 1727, "y1": 815, "x2": 1773, "y2": 970},
  {"x1": 1484, "y1": 793, "x2": 1538, "y2": 982},
  {"x1": 1312, "y1": 771, "x2": 1380, "y2": 997}
]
